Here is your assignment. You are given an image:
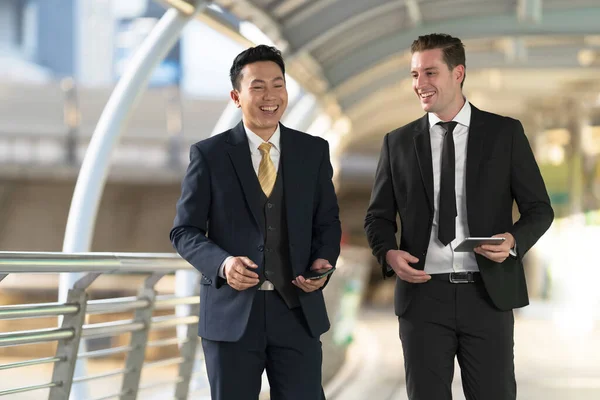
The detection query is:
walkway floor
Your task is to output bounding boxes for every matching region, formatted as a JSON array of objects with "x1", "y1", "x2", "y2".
[
  {"x1": 2, "y1": 302, "x2": 599, "y2": 399},
  {"x1": 326, "y1": 303, "x2": 600, "y2": 400}
]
